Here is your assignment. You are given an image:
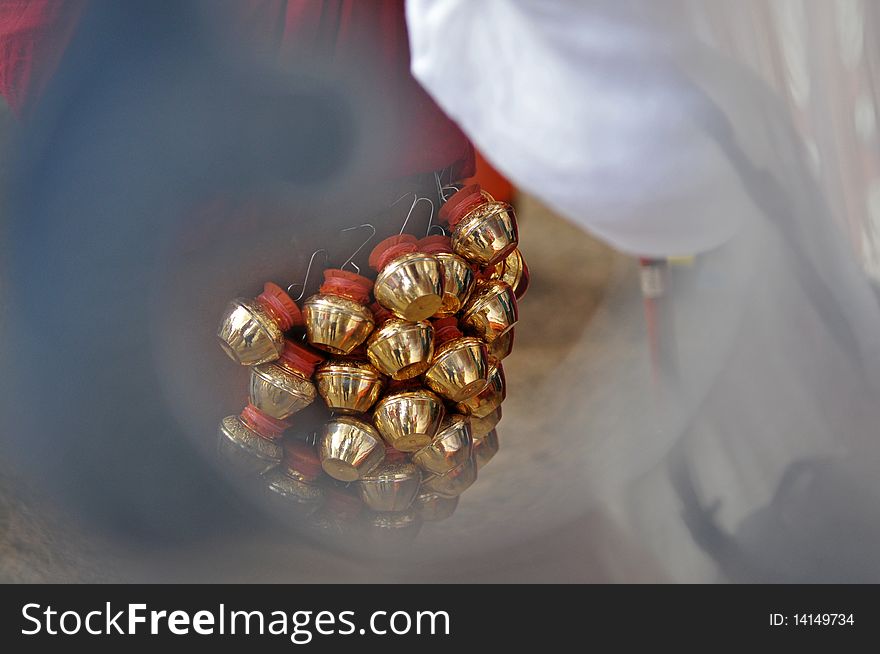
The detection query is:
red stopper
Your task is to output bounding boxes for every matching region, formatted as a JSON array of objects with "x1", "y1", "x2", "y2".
[
  {"x1": 323, "y1": 487, "x2": 364, "y2": 519},
  {"x1": 438, "y1": 184, "x2": 485, "y2": 227},
  {"x1": 278, "y1": 340, "x2": 324, "y2": 378},
  {"x1": 256, "y1": 282, "x2": 303, "y2": 331},
  {"x1": 386, "y1": 378, "x2": 420, "y2": 394},
  {"x1": 432, "y1": 316, "x2": 462, "y2": 345},
  {"x1": 384, "y1": 446, "x2": 409, "y2": 464},
  {"x1": 474, "y1": 262, "x2": 497, "y2": 282},
  {"x1": 368, "y1": 234, "x2": 419, "y2": 271},
  {"x1": 346, "y1": 344, "x2": 370, "y2": 361},
  {"x1": 370, "y1": 301, "x2": 393, "y2": 324},
  {"x1": 283, "y1": 439, "x2": 322, "y2": 481},
  {"x1": 240, "y1": 403, "x2": 290, "y2": 440},
  {"x1": 319, "y1": 269, "x2": 373, "y2": 304},
  {"x1": 418, "y1": 234, "x2": 453, "y2": 255}
]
